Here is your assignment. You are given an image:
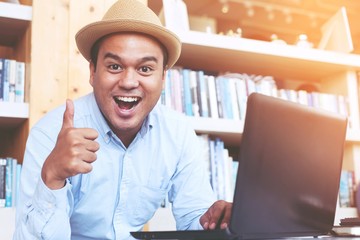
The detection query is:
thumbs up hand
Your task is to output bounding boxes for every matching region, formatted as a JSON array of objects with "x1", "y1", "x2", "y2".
[{"x1": 41, "y1": 99, "x2": 100, "y2": 189}]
